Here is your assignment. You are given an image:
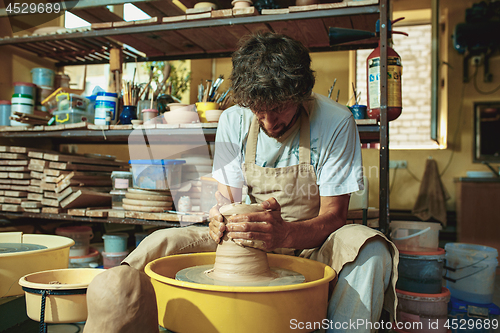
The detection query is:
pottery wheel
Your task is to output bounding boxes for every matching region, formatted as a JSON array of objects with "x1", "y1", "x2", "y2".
[
  {"x1": 0, "y1": 243, "x2": 47, "y2": 253},
  {"x1": 175, "y1": 203, "x2": 304, "y2": 286}
]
